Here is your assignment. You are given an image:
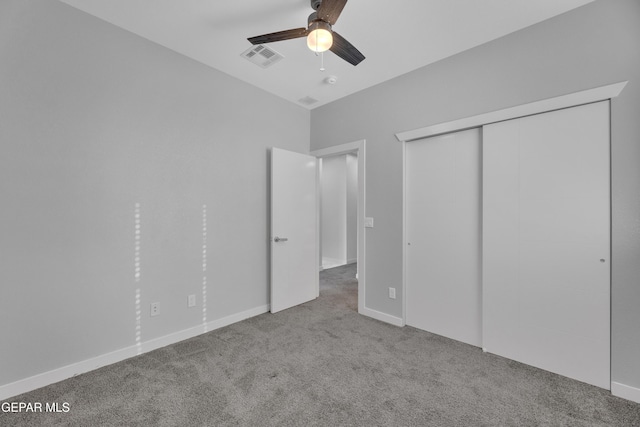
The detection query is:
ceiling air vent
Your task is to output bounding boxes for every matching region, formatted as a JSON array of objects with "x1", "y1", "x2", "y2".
[
  {"x1": 241, "y1": 45, "x2": 284, "y2": 68},
  {"x1": 298, "y1": 96, "x2": 319, "y2": 106}
]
